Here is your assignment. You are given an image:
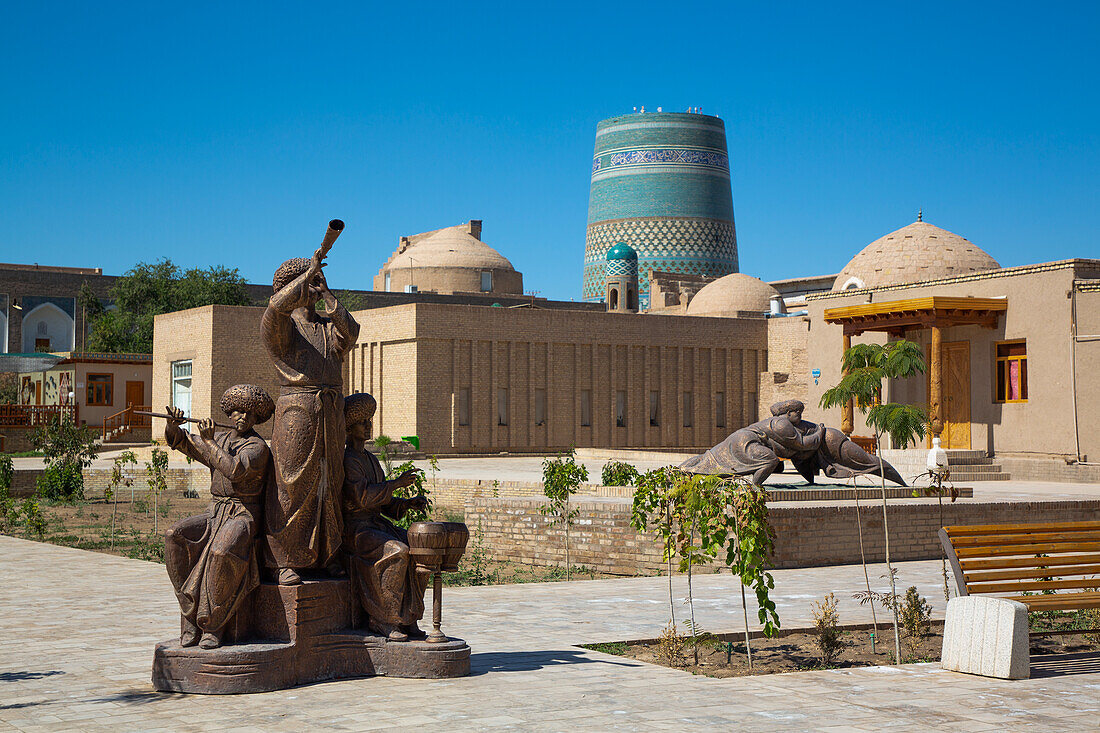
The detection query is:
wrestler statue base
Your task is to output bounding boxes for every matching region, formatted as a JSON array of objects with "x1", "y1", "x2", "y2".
[{"x1": 152, "y1": 220, "x2": 470, "y2": 694}]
